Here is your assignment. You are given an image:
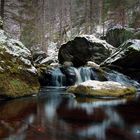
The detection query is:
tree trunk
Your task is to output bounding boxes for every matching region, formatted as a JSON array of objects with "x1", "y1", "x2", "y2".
[
  {"x1": 89, "y1": 0, "x2": 93, "y2": 34},
  {"x1": 69, "y1": 0, "x2": 72, "y2": 38},
  {"x1": 102, "y1": 0, "x2": 105, "y2": 37},
  {"x1": 1, "y1": 0, "x2": 5, "y2": 20}
]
